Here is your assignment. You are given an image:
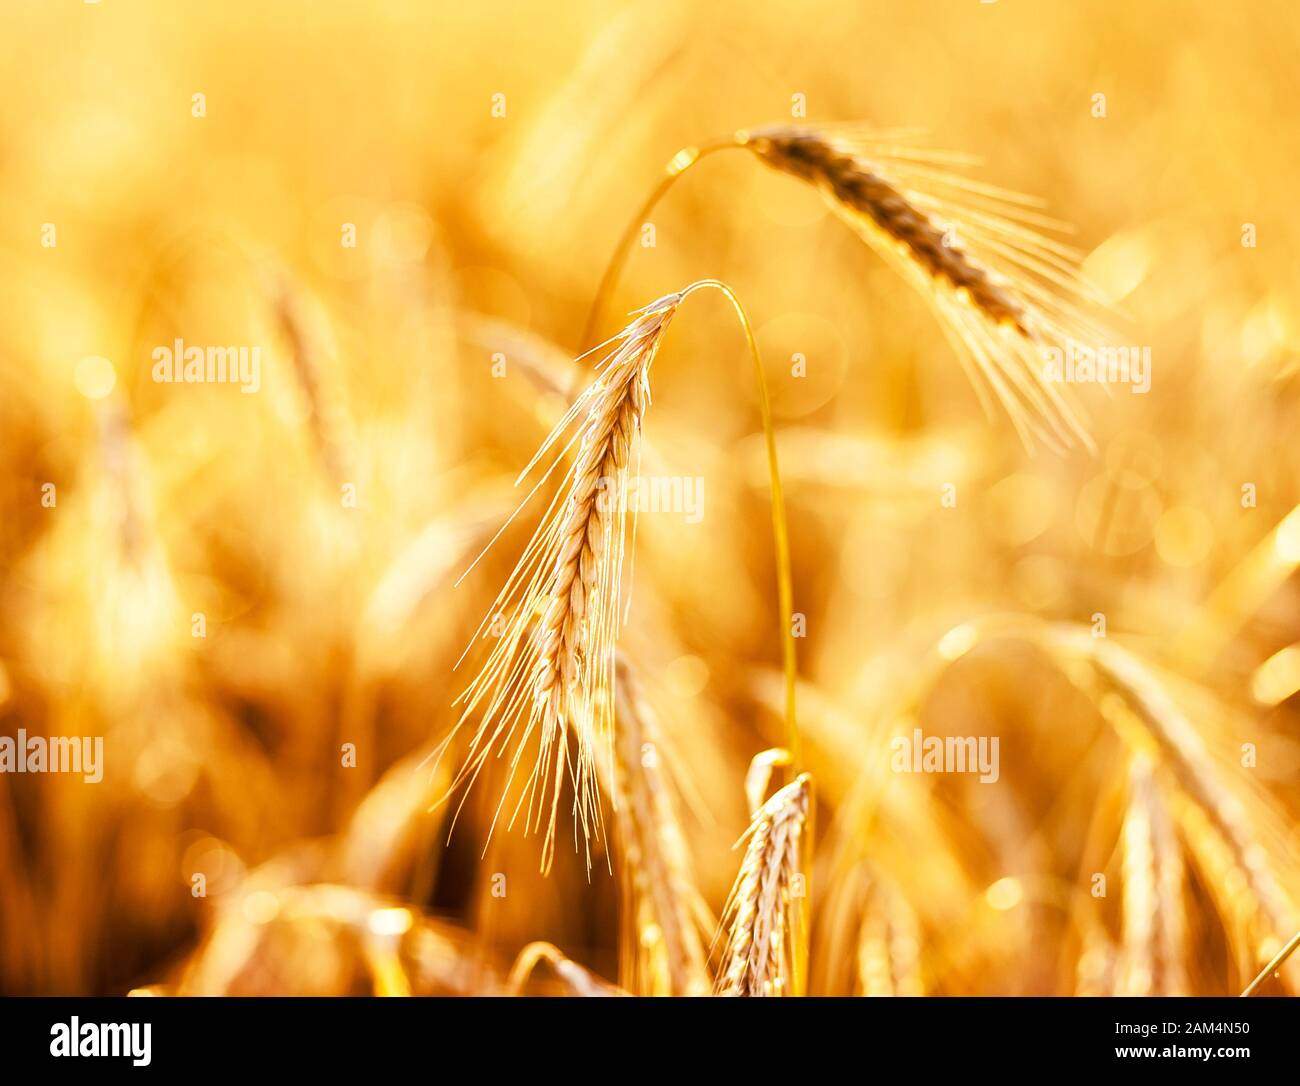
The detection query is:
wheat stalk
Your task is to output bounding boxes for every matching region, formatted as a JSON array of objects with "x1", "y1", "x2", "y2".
[
  {"x1": 1242, "y1": 930, "x2": 1300, "y2": 996},
  {"x1": 584, "y1": 125, "x2": 1111, "y2": 453},
  {"x1": 715, "y1": 773, "x2": 811, "y2": 996},
  {"x1": 1075, "y1": 921, "x2": 1118, "y2": 996}
]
